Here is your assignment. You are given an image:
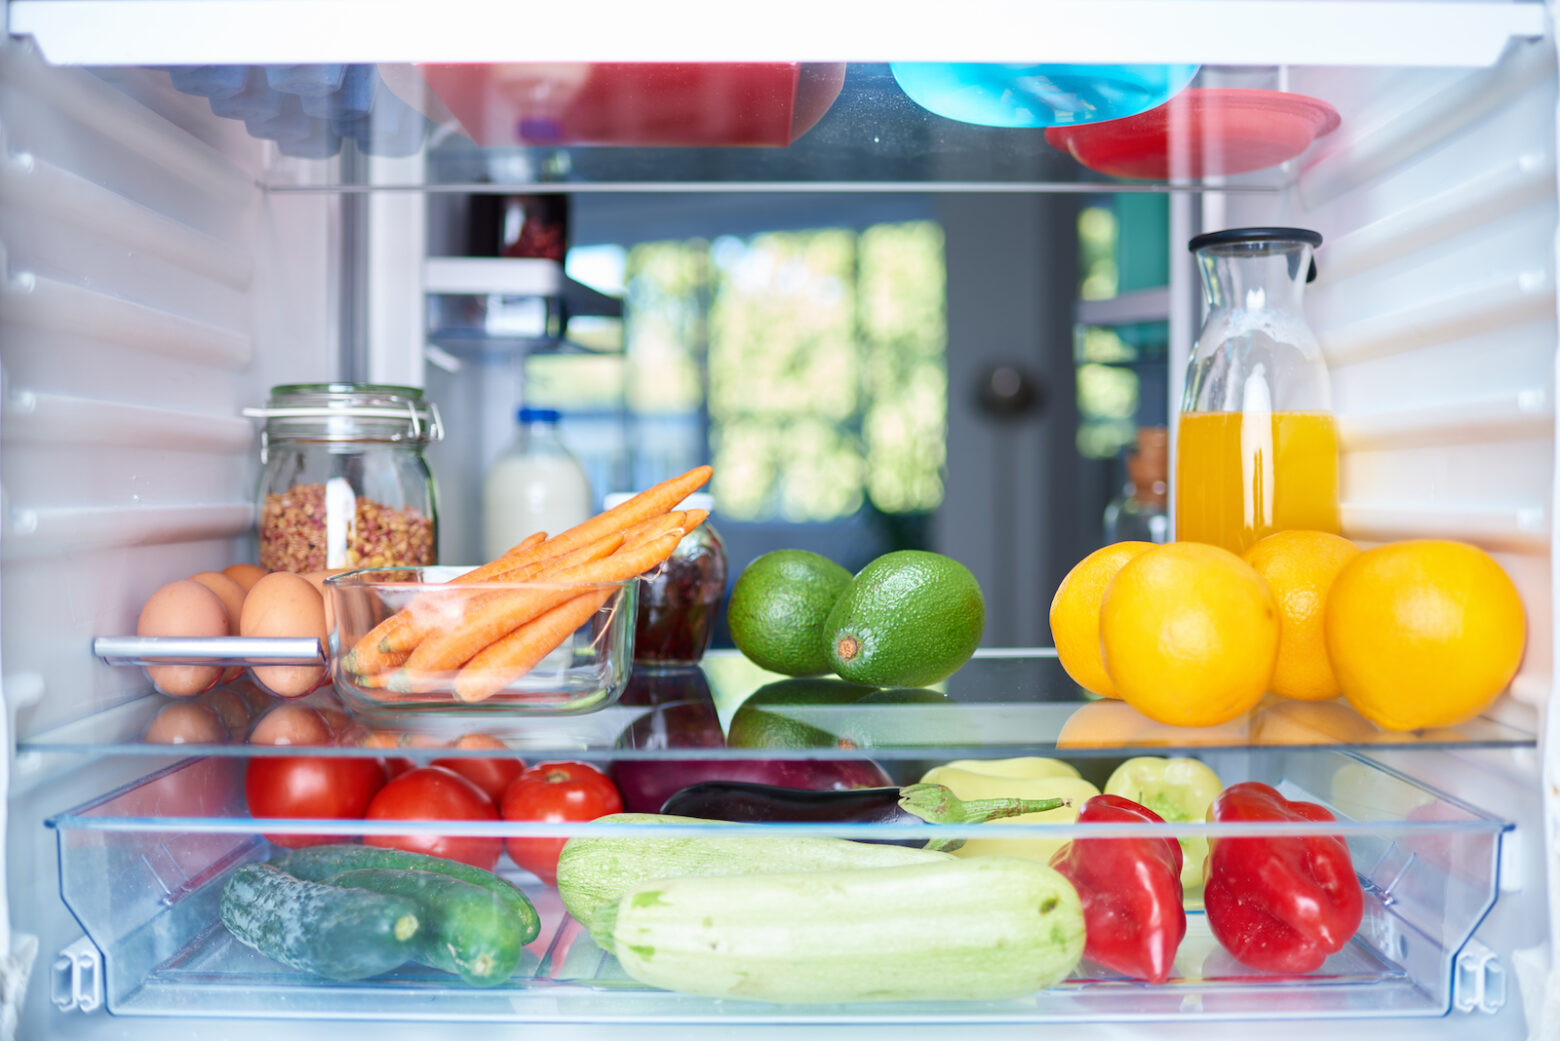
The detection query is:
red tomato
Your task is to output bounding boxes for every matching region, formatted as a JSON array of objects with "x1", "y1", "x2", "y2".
[
  {"x1": 364, "y1": 766, "x2": 501, "y2": 870},
  {"x1": 432, "y1": 735, "x2": 525, "y2": 804},
  {"x1": 500, "y1": 761, "x2": 623, "y2": 884},
  {"x1": 245, "y1": 756, "x2": 388, "y2": 849}
]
